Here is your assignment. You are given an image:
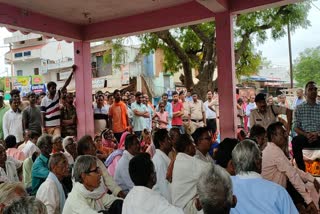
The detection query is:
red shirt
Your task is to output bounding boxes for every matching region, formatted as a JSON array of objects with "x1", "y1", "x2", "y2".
[{"x1": 171, "y1": 101, "x2": 183, "y2": 126}]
